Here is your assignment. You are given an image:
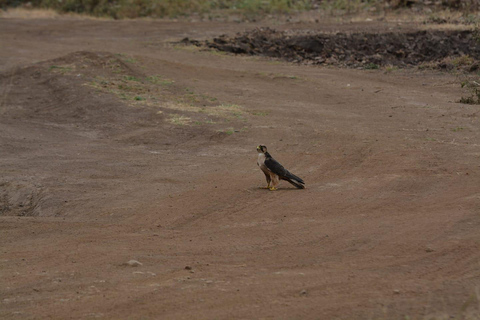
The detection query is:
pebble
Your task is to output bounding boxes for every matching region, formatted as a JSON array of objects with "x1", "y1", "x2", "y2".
[{"x1": 125, "y1": 260, "x2": 143, "y2": 267}]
